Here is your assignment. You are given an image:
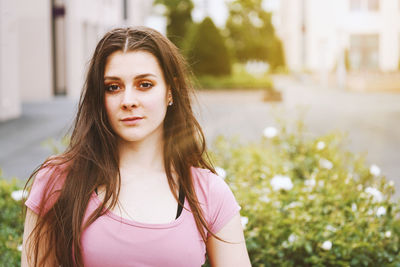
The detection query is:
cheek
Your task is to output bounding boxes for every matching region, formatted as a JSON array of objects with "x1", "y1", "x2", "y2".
[
  {"x1": 104, "y1": 96, "x2": 119, "y2": 120},
  {"x1": 143, "y1": 92, "x2": 168, "y2": 112}
]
